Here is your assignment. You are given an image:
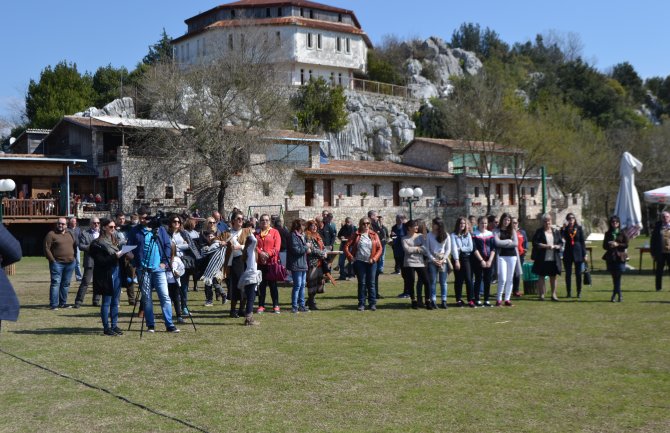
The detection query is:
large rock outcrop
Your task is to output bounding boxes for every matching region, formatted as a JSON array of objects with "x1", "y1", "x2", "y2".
[{"x1": 75, "y1": 97, "x2": 135, "y2": 118}]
